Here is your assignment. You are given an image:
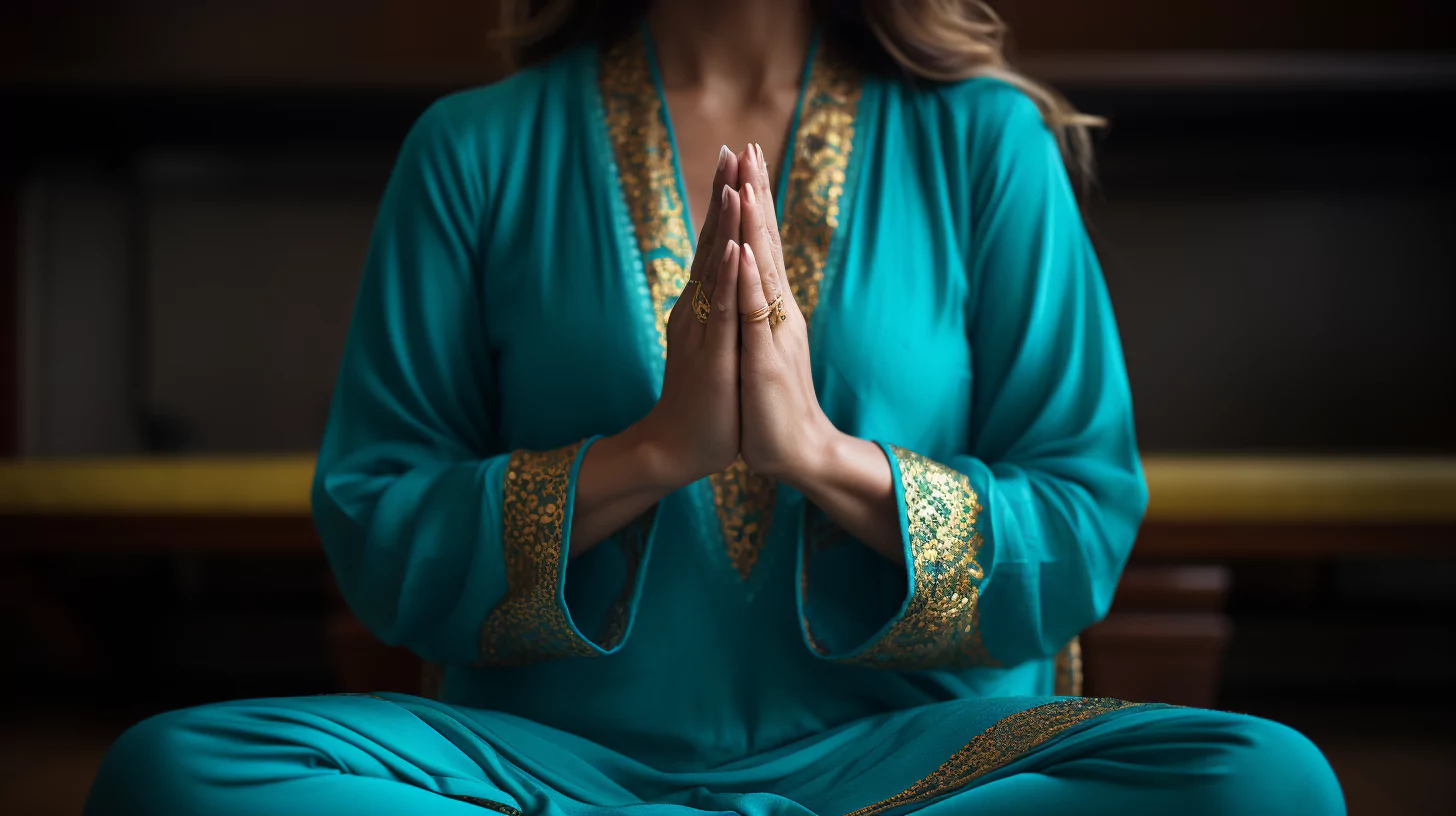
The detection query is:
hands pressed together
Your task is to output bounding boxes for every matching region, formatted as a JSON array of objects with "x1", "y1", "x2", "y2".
[
  {"x1": 583, "y1": 144, "x2": 899, "y2": 561},
  {"x1": 641, "y1": 143, "x2": 841, "y2": 492}
]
